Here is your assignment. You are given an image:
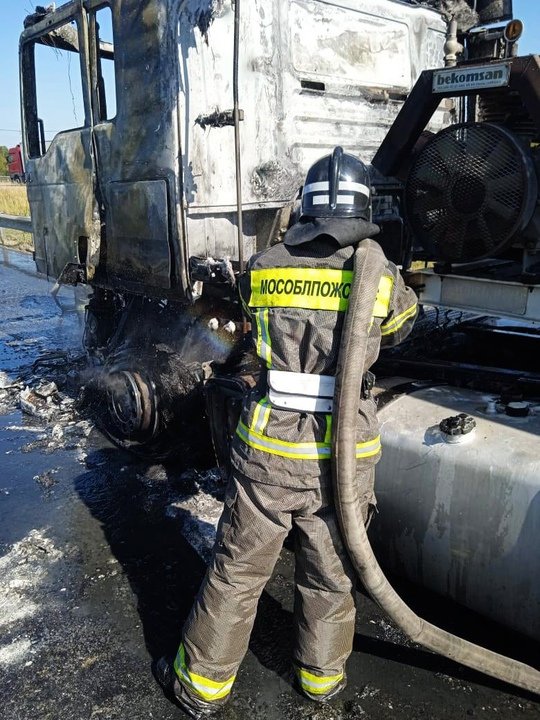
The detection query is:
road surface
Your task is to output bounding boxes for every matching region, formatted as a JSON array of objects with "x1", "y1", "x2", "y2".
[{"x1": 0, "y1": 248, "x2": 538, "y2": 719}]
